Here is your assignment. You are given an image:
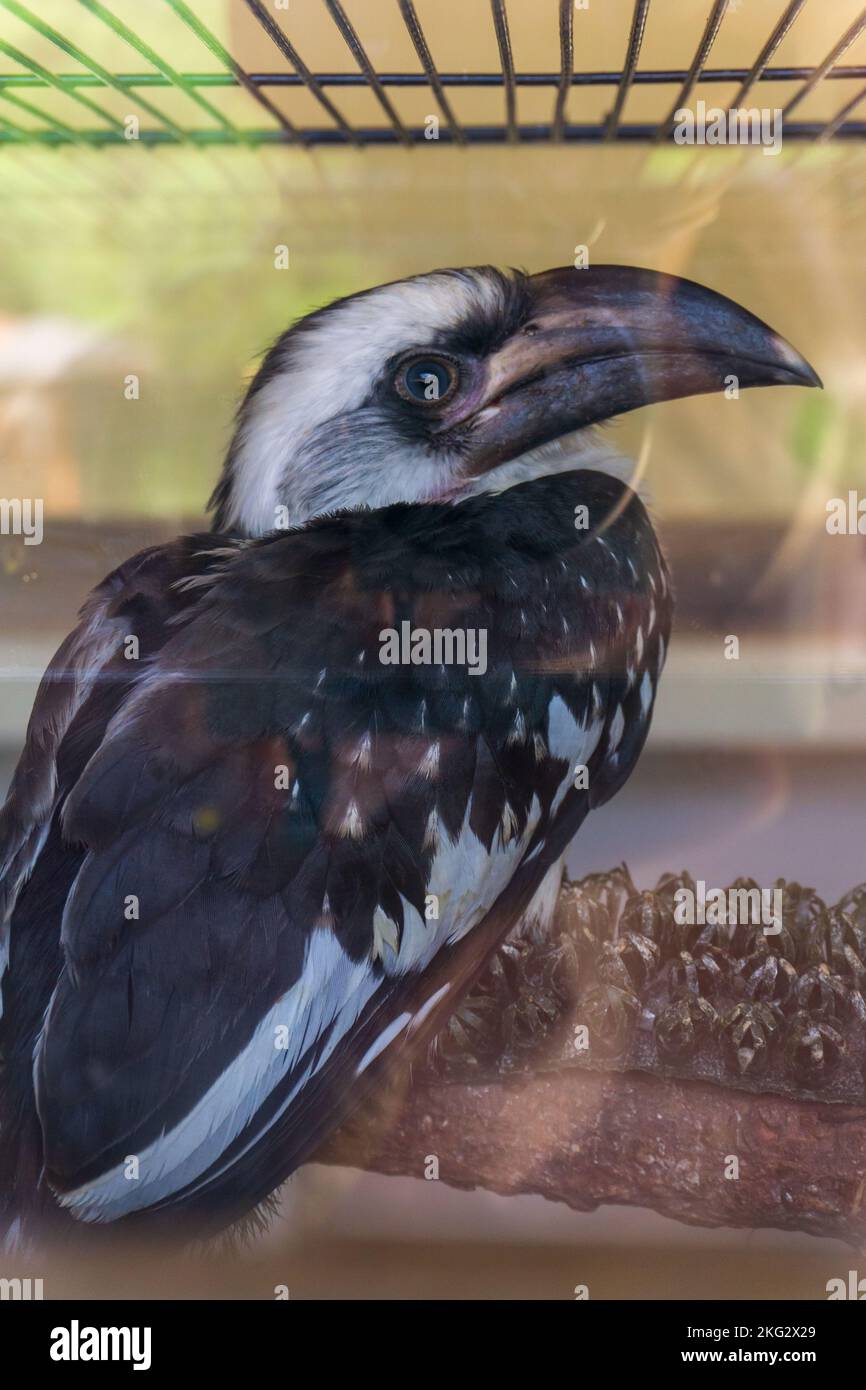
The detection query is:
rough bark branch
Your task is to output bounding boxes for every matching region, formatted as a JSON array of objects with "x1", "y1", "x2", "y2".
[
  {"x1": 318, "y1": 871, "x2": 866, "y2": 1247},
  {"x1": 319, "y1": 1064, "x2": 866, "y2": 1246}
]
